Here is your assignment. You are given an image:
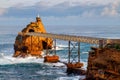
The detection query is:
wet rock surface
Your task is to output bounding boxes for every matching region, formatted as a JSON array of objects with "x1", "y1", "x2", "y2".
[
  {"x1": 13, "y1": 17, "x2": 53, "y2": 57},
  {"x1": 86, "y1": 44, "x2": 120, "y2": 80}
]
